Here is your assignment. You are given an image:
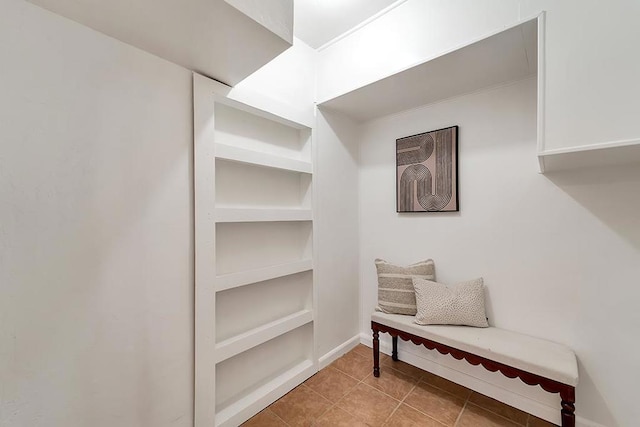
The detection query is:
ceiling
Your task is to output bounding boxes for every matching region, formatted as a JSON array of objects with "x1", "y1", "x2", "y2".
[{"x1": 294, "y1": 0, "x2": 400, "y2": 49}]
